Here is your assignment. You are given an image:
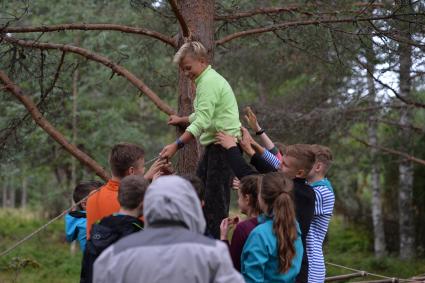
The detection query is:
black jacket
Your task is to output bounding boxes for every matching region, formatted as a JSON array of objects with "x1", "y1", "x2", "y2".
[
  {"x1": 224, "y1": 146, "x2": 315, "y2": 283},
  {"x1": 80, "y1": 214, "x2": 143, "y2": 283}
]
